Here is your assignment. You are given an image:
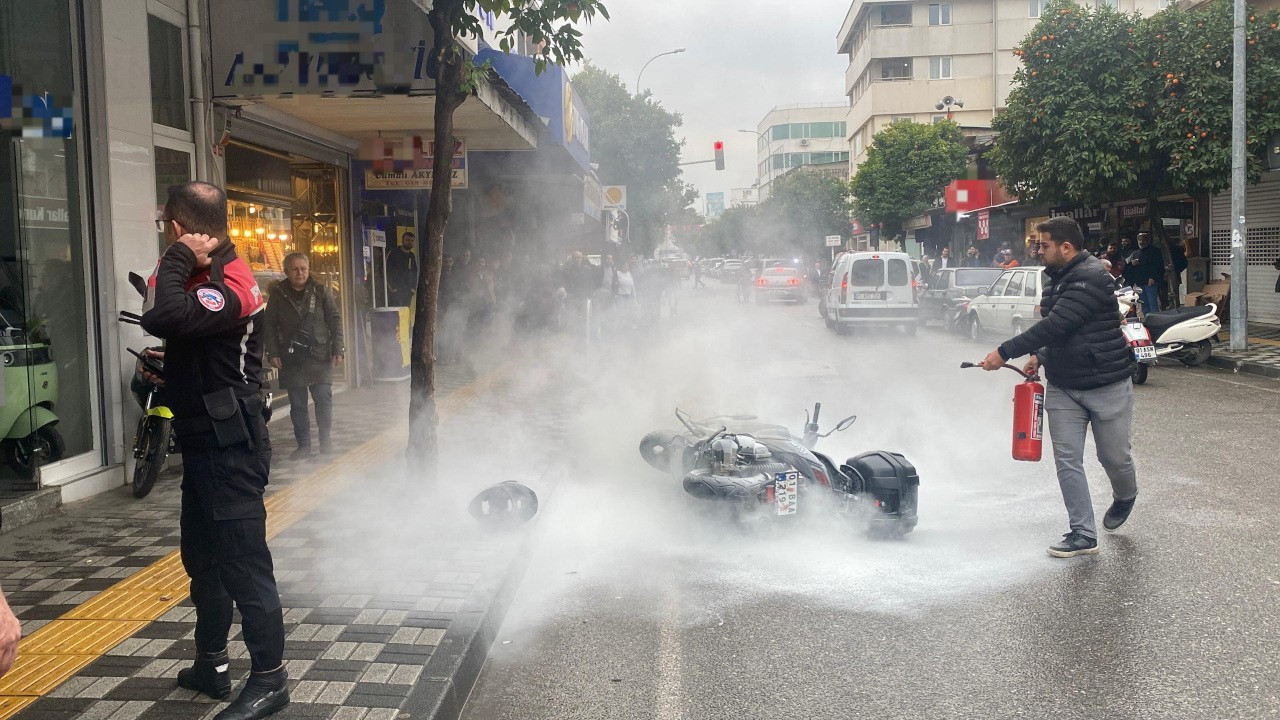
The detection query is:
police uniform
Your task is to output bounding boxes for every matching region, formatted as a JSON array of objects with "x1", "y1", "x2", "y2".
[{"x1": 141, "y1": 240, "x2": 284, "y2": 674}]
